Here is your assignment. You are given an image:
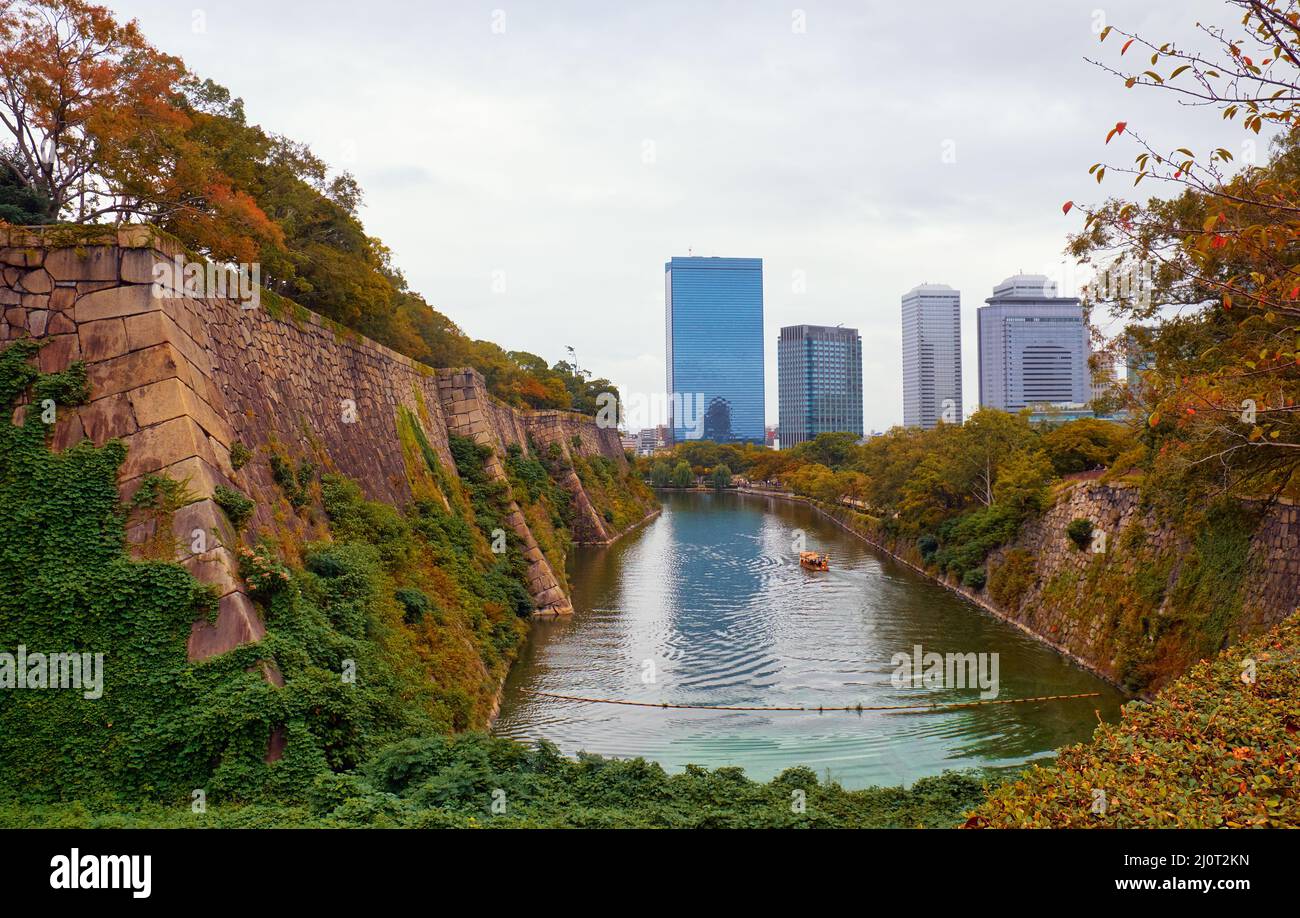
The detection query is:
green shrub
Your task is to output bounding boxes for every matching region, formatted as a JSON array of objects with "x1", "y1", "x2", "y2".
[
  {"x1": 394, "y1": 587, "x2": 431, "y2": 625},
  {"x1": 930, "y1": 504, "x2": 1021, "y2": 578},
  {"x1": 271, "y1": 453, "x2": 315, "y2": 508},
  {"x1": 213, "y1": 484, "x2": 255, "y2": 530},
  {"x1": 230, "y1": 442, "x2": 252, "y2": 471},
  {"x1": 1066, "y1": 518, "x2": 1094, "y2": 550},
  {"x1": 962, "y1": 568, "x2": 986, "y2": 590}
]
